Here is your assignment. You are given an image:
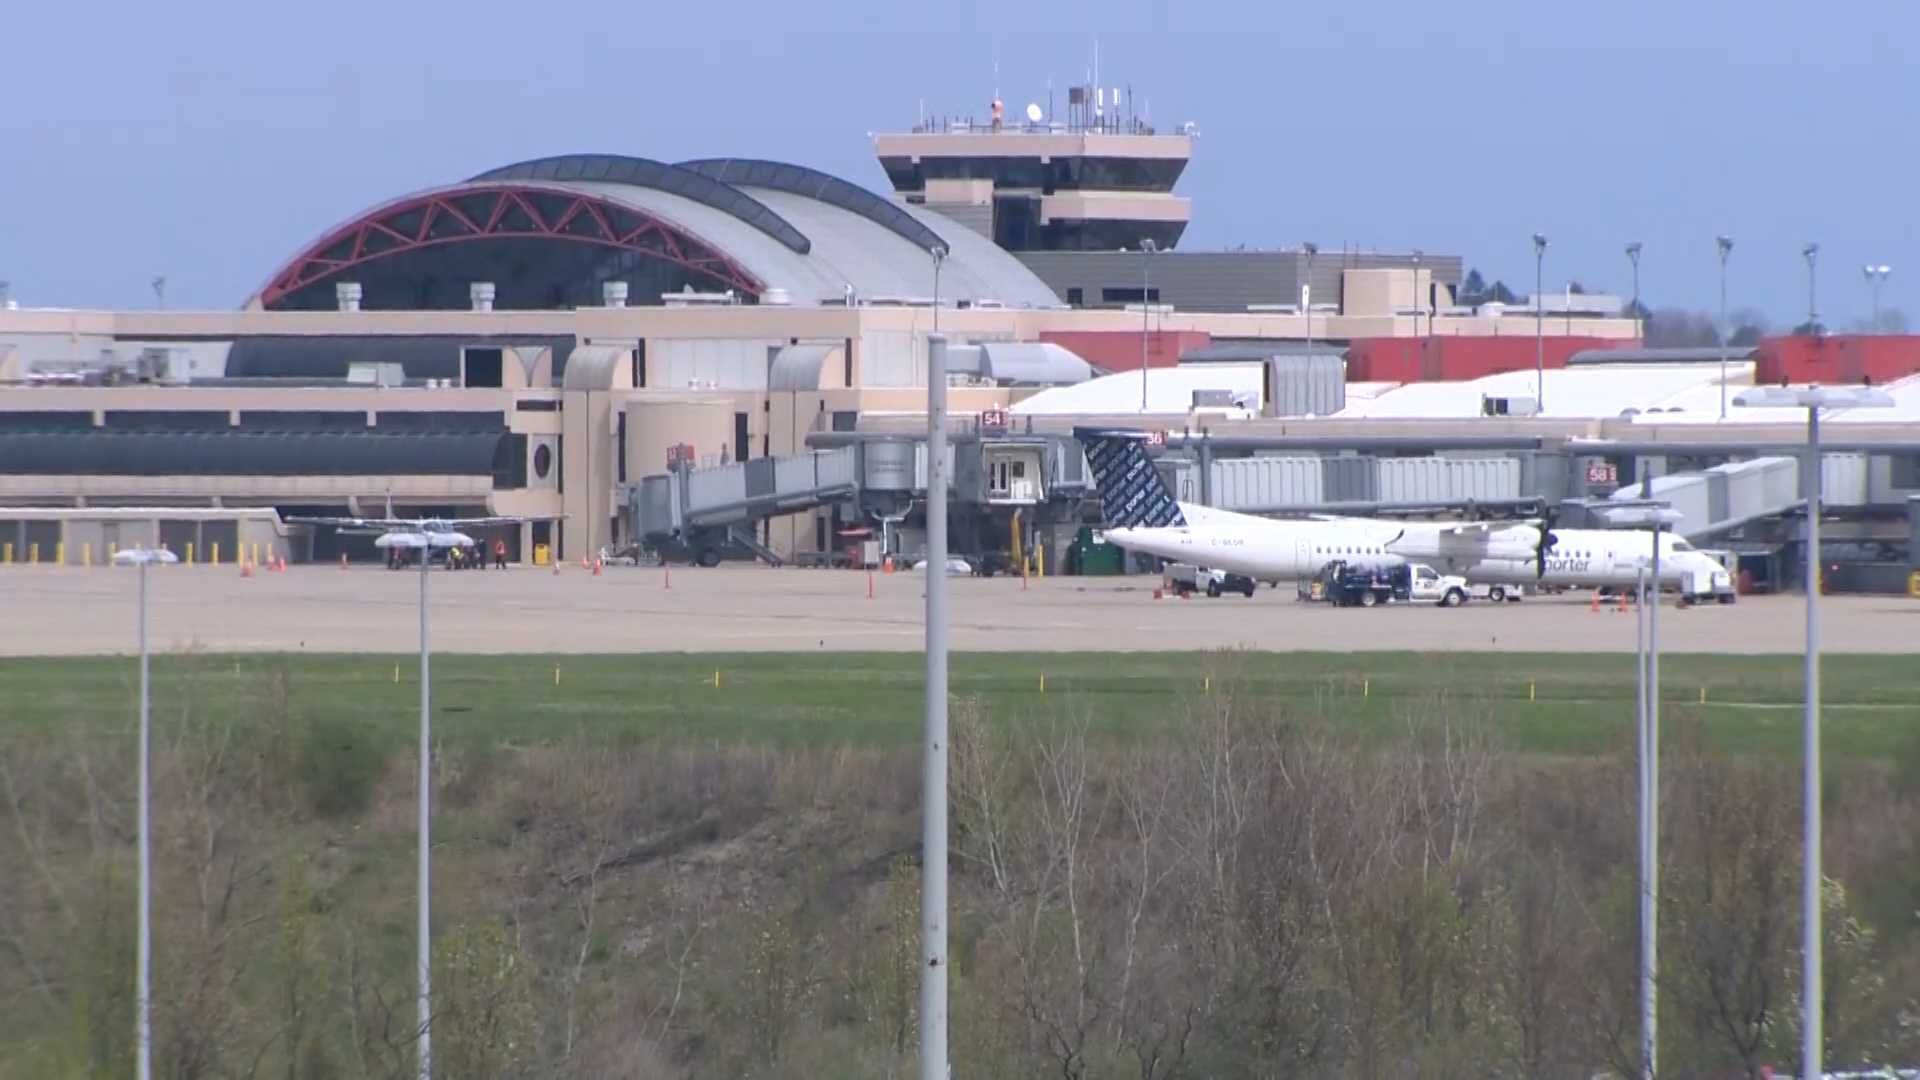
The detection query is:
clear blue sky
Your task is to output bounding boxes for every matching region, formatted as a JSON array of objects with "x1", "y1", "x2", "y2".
[{"x1": 3, "y1": 0, "x2": 1913, "y2": 327}]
